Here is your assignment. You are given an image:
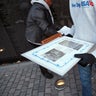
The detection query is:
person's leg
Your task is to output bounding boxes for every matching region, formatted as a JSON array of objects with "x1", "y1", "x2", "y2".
[
  {"x1": 78, "y1": 64, "x2": 92, "y2": 96},
  {"x1": 32, "y1": 44, "x2": 54, "y2": 79},
  {"x1": 39, "y1": 66, "x2": 53, "y2": 79},
  {"x1": 28, "y1": 43, "x2": 54, "y2": 79}
]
